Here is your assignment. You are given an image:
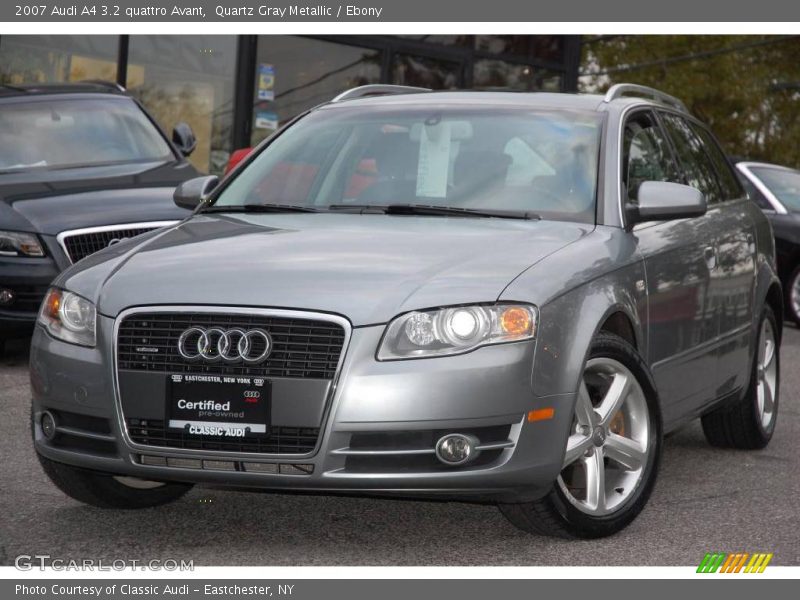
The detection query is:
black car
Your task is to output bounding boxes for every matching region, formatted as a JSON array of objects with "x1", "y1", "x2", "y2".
[
  {"x1": 0, "y1": 82, "x2": 199, "y2": 349},
  {"x1": 736, "y1": 161, "x2": 800, "y2": 325}
]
